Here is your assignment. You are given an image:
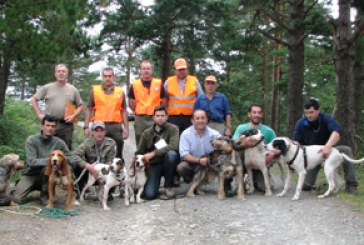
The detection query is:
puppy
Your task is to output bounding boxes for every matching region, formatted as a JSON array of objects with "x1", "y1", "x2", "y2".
[
  {"x1": 186, "y1": 137, "x2": 245, "y2": 201},
  {"x1": 0, "y1": 154, "x2": 24, "y2": 205},
  {"x1": 267, "y1": 137, "x2": 364, "y2": 200},
  {"x1": 237, "y1": 129, "x2": 272, "y2": 196},
  {"x1": 79, "y1": 158, "x2": 126, "y2": 210},
  {"x1": 44, "y1": 150, "x2": 75, "y2": 211},
  {"x1": 124, "y1": 155, "x2": 149, "y2": 206}
]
